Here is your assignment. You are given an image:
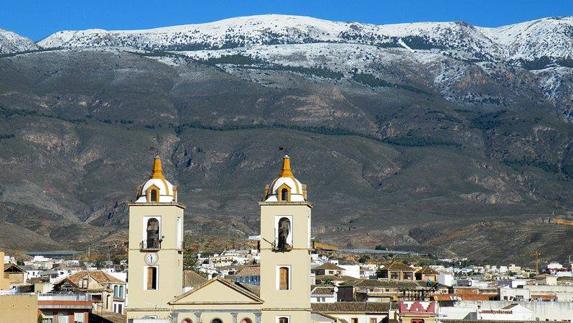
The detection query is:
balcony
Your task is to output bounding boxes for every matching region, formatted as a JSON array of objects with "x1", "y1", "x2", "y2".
[{"x1": 140, "y1": 239, "x2": 161, "y2": 251}]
